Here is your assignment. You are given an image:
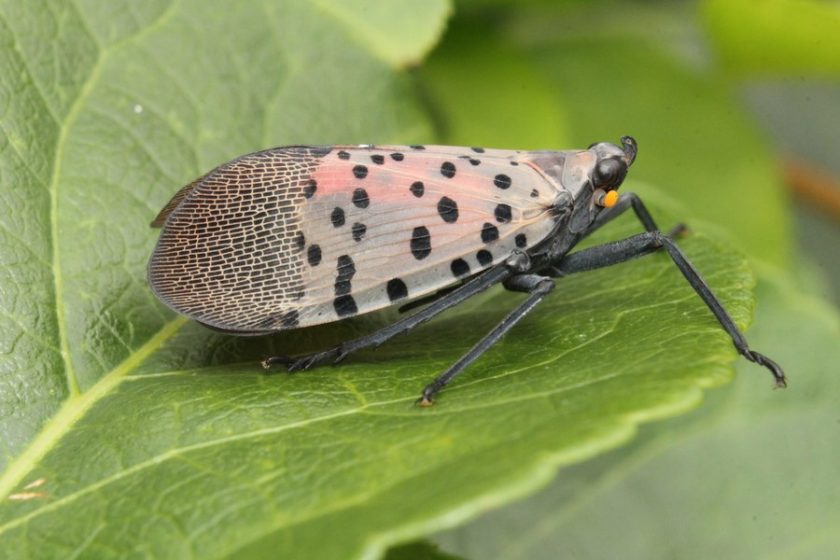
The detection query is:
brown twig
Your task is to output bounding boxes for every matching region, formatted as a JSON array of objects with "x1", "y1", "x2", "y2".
[{"x1": 784, "y1": 158, "x2": 840, "y2": 223}]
